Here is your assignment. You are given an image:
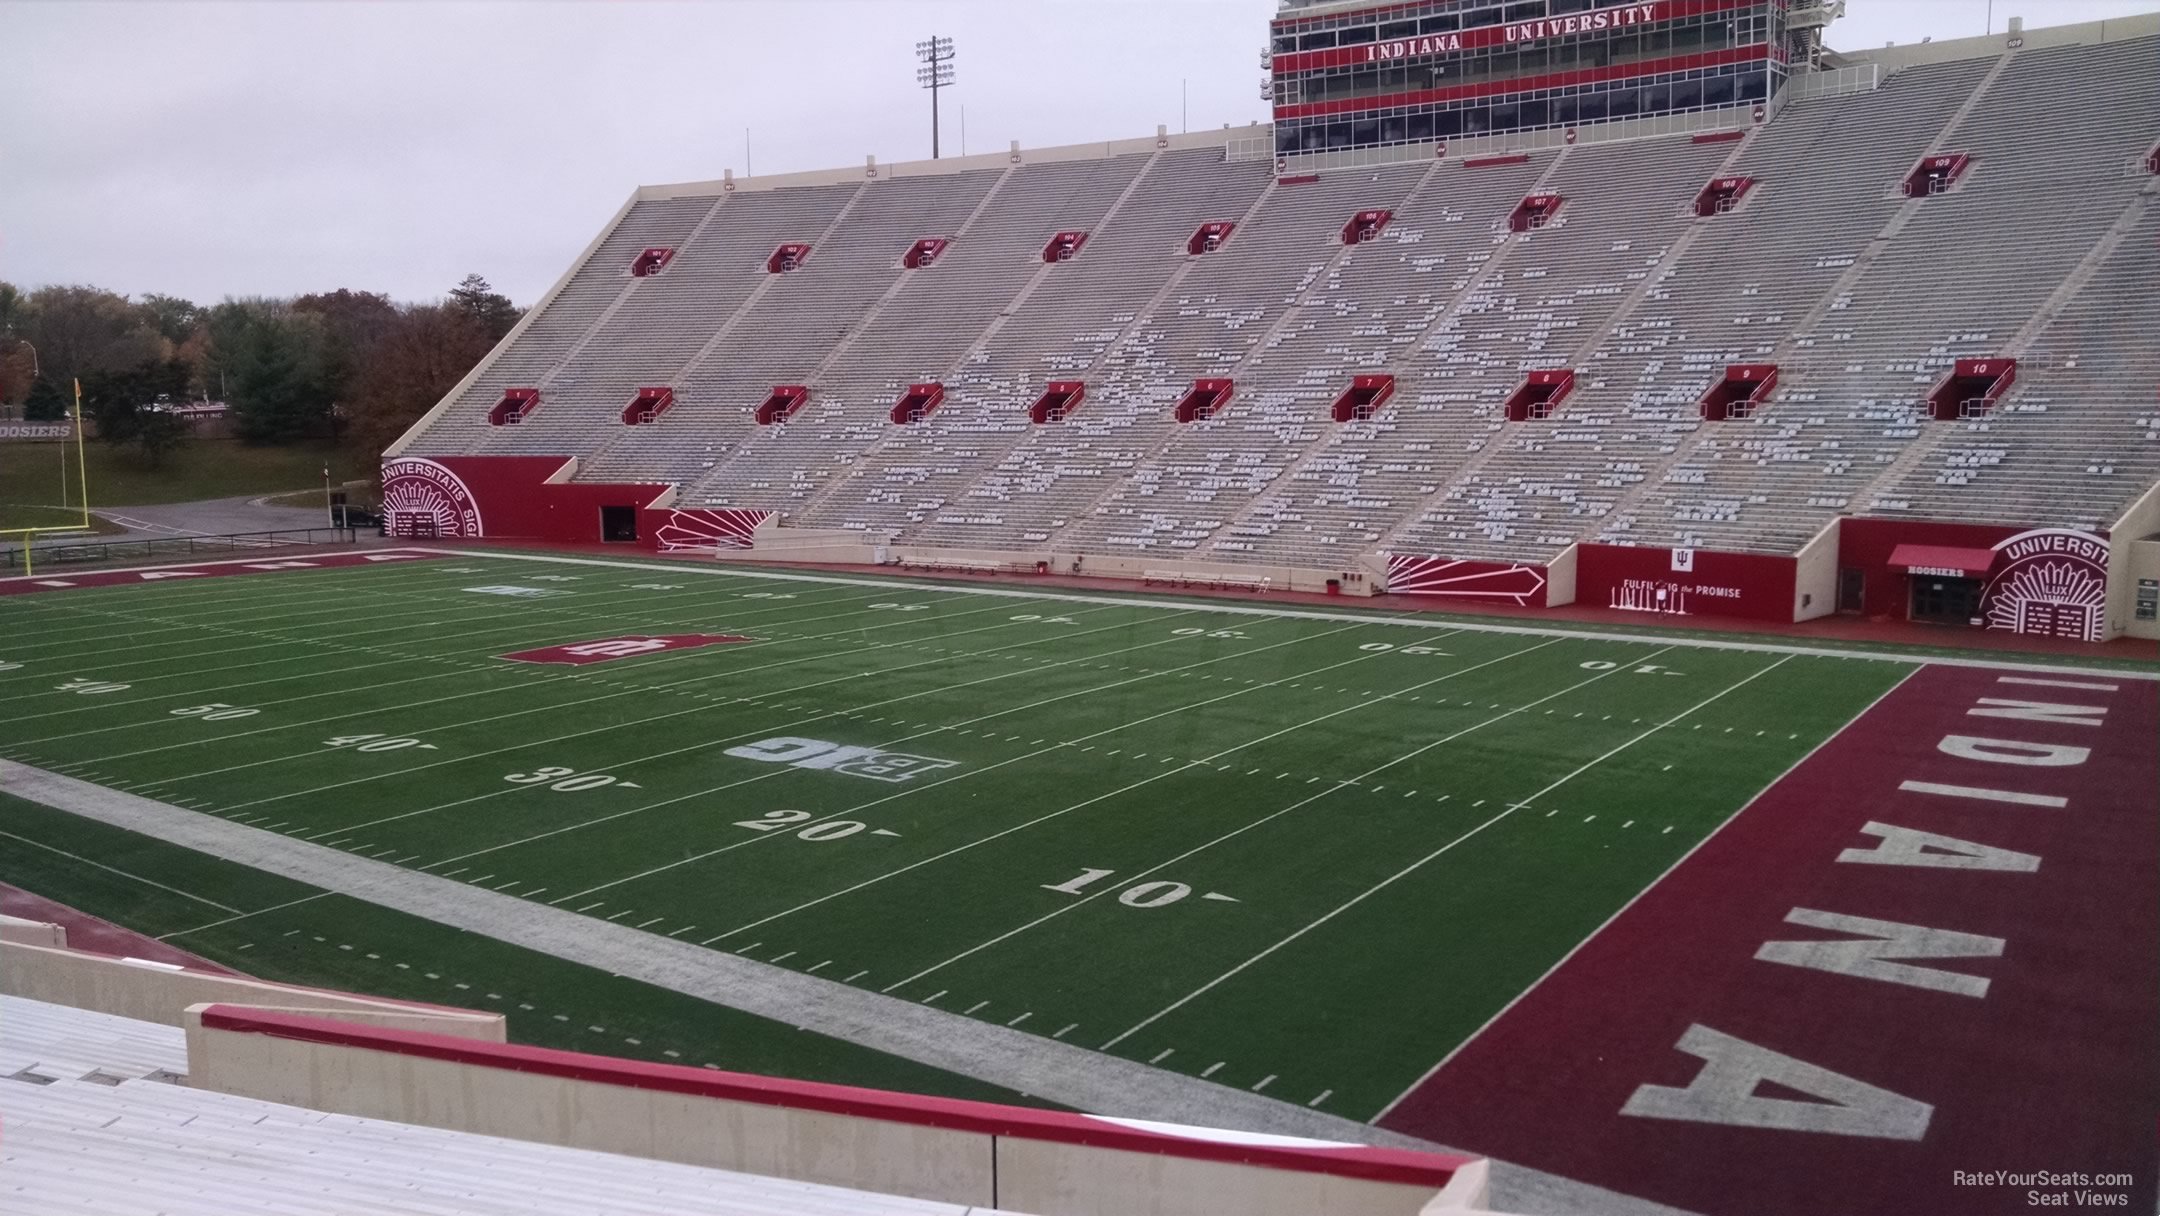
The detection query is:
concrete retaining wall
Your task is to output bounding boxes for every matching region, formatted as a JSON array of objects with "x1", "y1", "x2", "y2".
[
  {"x1": 183, "y1": 1004, "x2": 1493, "y2": 1216},
  {"x1": 2, "y1": 941, "x2": 504, "y2": 1041}
]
